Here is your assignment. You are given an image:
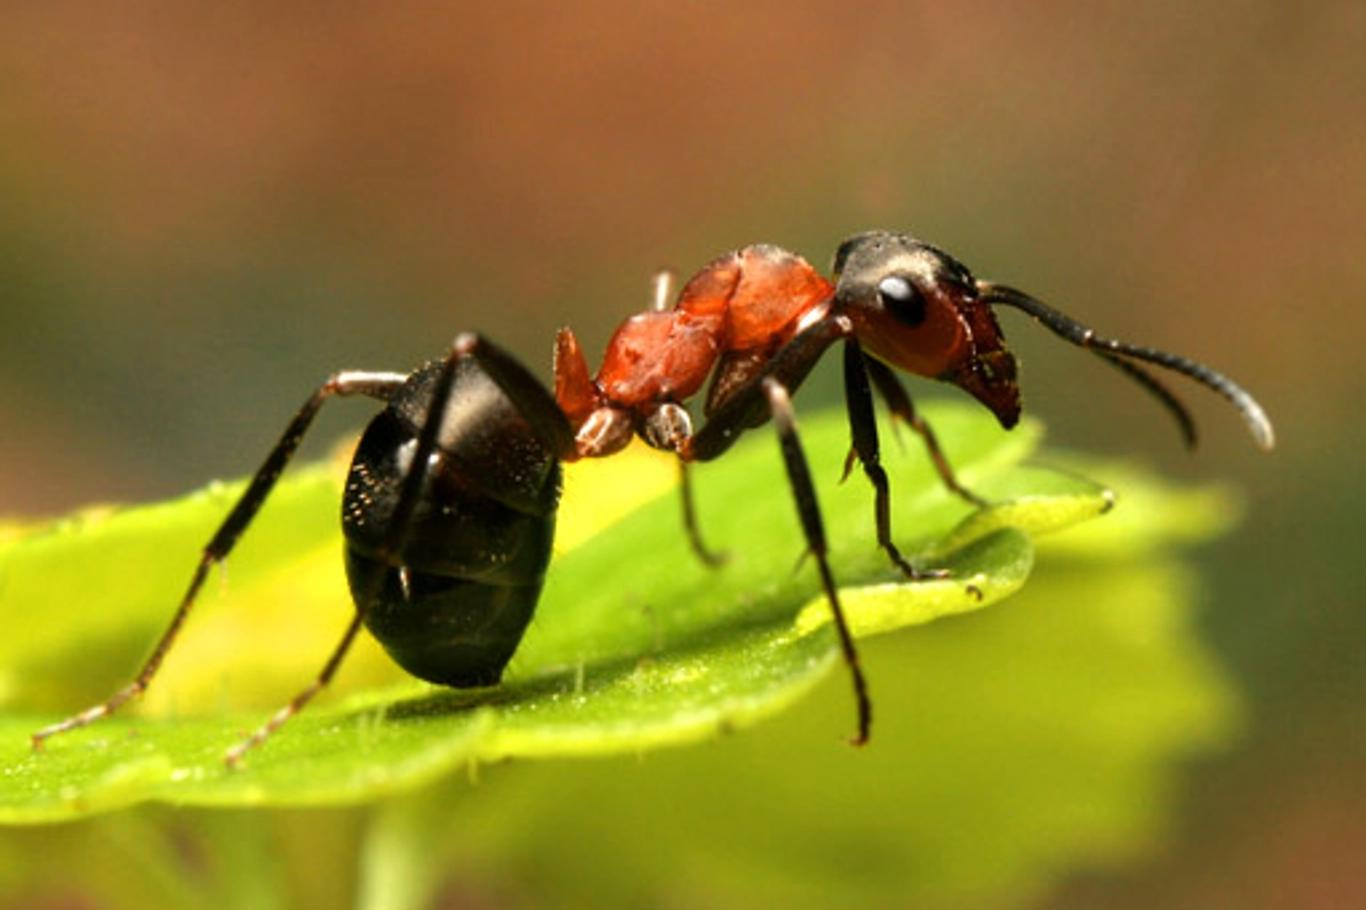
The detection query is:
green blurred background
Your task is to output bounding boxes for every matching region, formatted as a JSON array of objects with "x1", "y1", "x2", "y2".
[{"x1": 1, "y1": 1, "x2": 1361, "y2": 907}]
